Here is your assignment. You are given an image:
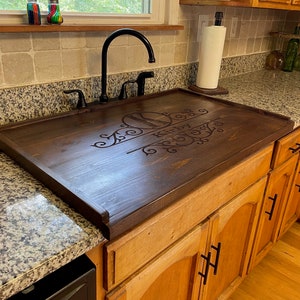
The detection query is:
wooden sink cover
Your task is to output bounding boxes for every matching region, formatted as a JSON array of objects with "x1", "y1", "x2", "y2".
[{"x1": 0, "y1": 89, "x2": 294, "y2": 239}]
